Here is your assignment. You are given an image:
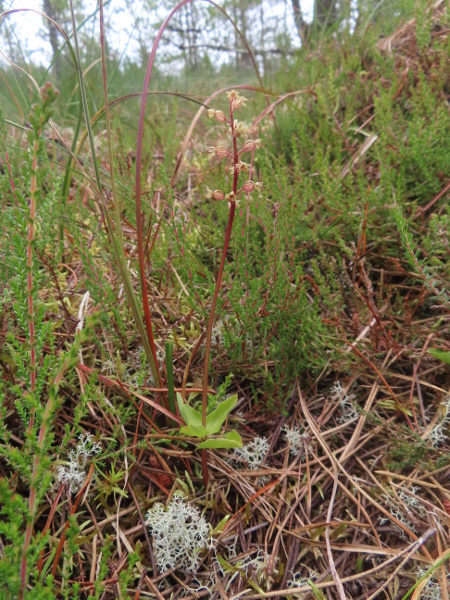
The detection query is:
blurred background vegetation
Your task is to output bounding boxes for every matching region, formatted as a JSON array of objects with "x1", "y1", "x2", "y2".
[{"x1": 0, "y1": 0, "x2": 417, "y2": 113}]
